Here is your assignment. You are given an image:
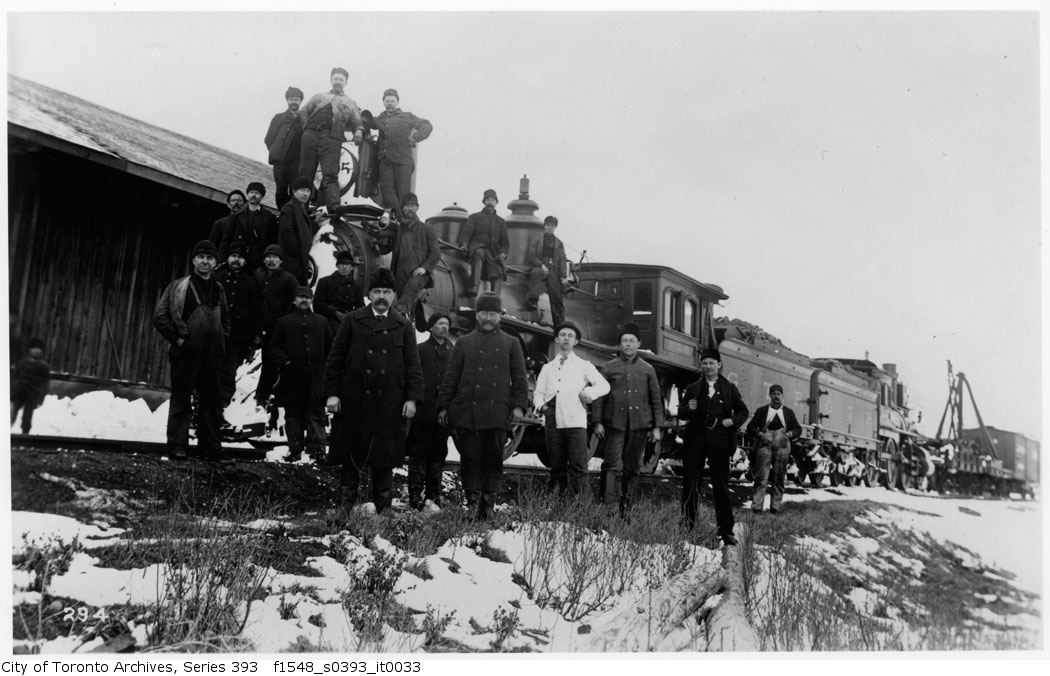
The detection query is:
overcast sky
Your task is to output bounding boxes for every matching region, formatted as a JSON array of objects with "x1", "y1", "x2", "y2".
[{"x1": 5, "y1": 9, "x2": 1042, "y2": 440}]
